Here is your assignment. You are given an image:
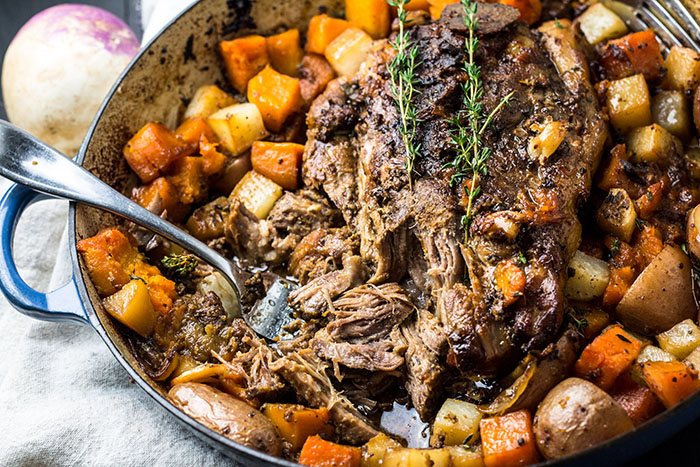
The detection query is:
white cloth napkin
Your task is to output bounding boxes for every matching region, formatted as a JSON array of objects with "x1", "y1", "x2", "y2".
[{"x1": 0, "y1": 2, "x2": 240, "y2": 465}]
